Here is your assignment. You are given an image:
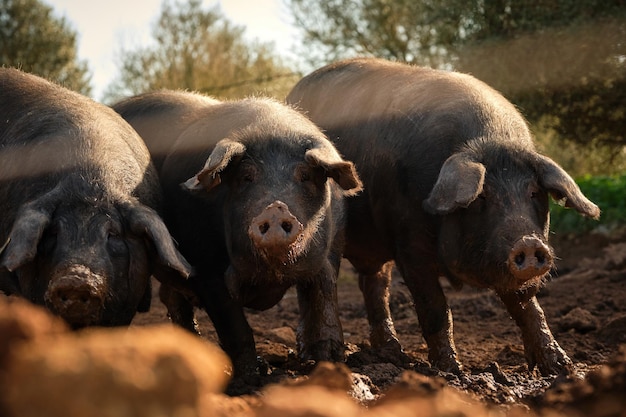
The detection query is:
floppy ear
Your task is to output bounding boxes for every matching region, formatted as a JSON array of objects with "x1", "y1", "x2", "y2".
[
  {"x1": 535, "y1": 154, "x2": 600, "y2": 219},
  {"x1": 0, "y1": 185, "x2": 61, "y2": 272},
  {"x1": 423, "y1": 152, "x2": 486, "y2": 215},
  {"x1": 1, "y1": 207, "x2": 51, "y2": 272},
  {"x1": 124, "y1": 203, "x2": 192, "y2": 279},
  {"x1": 305, "y1": 145, "x2": 363, "y2": 195},
  {"x1": 183, "y1": 139, "x2": 246, "y2": 192}
]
